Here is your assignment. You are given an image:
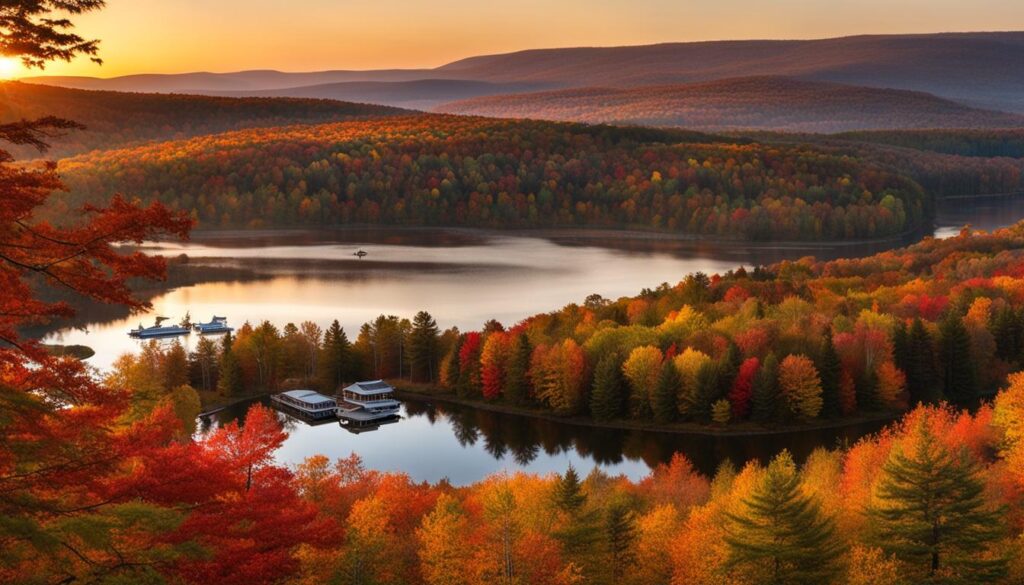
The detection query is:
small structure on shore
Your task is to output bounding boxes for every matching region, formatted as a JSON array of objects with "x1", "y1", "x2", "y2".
[
  {"x1": 336, "y1": 380, "x2": 400, "y2": 428},
  {"x1": 270, "y1": 389, "x2": 338, "y2": 420}
]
